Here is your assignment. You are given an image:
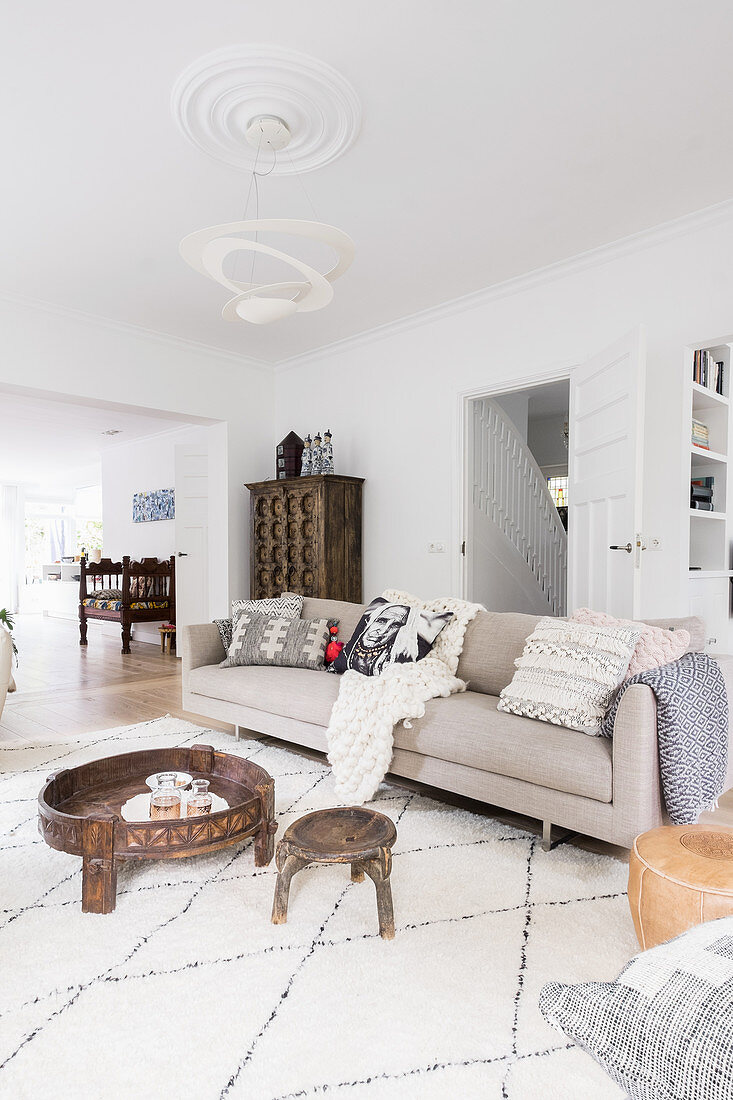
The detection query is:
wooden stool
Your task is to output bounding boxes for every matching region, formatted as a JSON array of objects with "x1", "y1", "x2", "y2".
[
  {"x1": 158, "y1": 625, "x2": 176, "y2": 654},
  {"x1": 628, "y1": 824, "x2": 733, "y2": 950},
  {"x1": 272, "y1": 807, "x2": 397, "y2": 939}
]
